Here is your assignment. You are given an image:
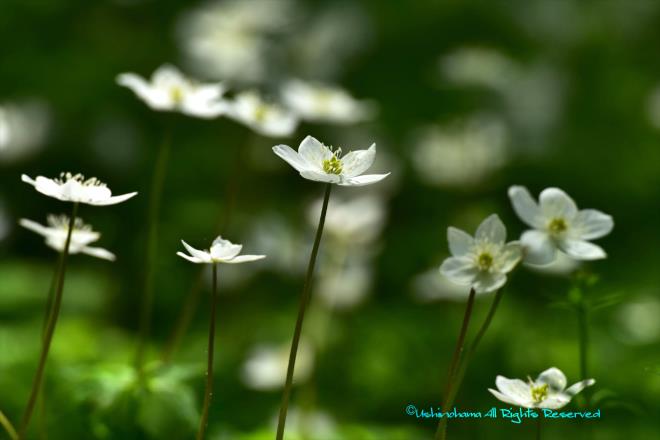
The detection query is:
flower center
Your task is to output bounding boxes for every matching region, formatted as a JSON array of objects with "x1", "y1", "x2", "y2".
[
  {"x1": 322, "y1": 148, "x2": 343, "y2": 175},
  {"x1": 254, "y1": 104, "x2": 268, "y2": 122},
  {"x1": 477, "y1": 252, "x2": 494, "y2": 271},
  {"x1": 548, "y1": 217, "x2": 567, "y2": 235},
  {"x1": 530, "y1": 383, "x2": 549, "y2": 403},
  {"x1": 170, "y1": 86, "x2": 184, "y2": 104},
  {"x1": 56, "y1": 172, "x2": 107, "y2": 188}
]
